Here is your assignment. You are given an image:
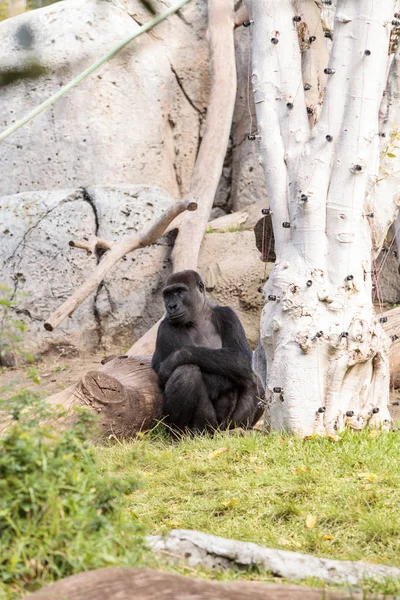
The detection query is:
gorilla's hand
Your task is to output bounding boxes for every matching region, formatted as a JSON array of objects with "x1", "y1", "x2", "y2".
[{"x1": 157, "y1": 348, "x2": 191, "y2": 386}]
